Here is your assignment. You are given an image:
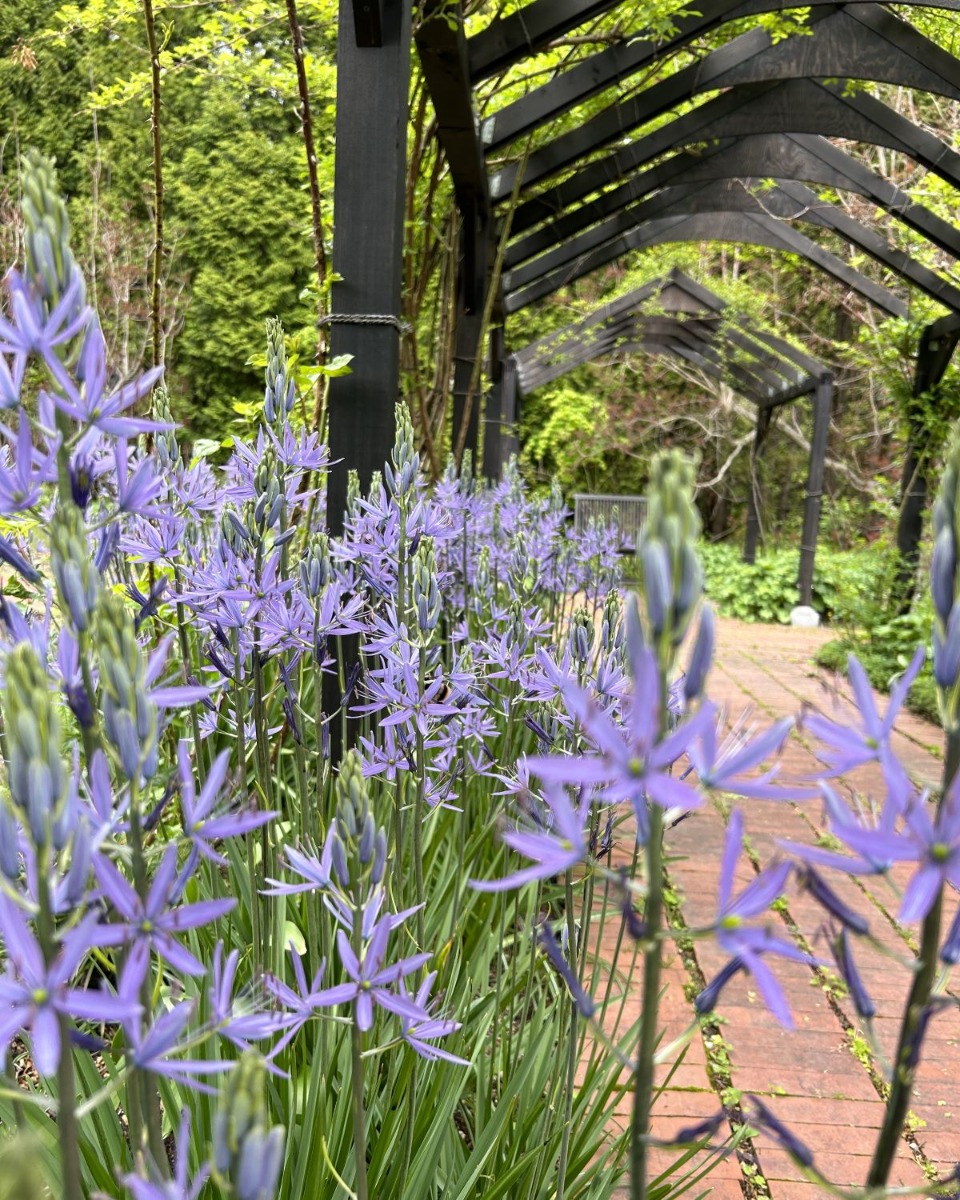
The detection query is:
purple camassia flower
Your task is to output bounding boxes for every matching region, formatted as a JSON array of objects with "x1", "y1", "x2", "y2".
[
  {"x1": 826, "y1": 787, "x2": 960, "y2": 923},
  {"x1": 121, "y1": 511, "x2": 187, "y2": 565},
  {"x1": 0, "y1": 268, "x2": 89, "y2": 387},
  {"x1": 122, "y1": 1108, "x2": 210, "y2": 1200},
  {"x1": 398, "y1": 971, "x2": 467, "y2": 1064},
  {"x1": 0, "y1": 899, "x2": 139, "y2": 1075},
  {"x1": 688, "y1": 704, "x2": 813, "y2": 801},
  {"x1": 697, "y1": 810, "x2": 811, "y2": 1028},
  {"x1": 309, "y1": 920, "x2": 431, "y2": 1033},
  {"x1": 209, "y1": 943, "x2": 291, "y2": 1056},
  {"x1": 113, "y1": 439, "x2": 163, "y2": 517},
  {"x1": 46, "y1": 318, "x2": 167, "y2": 440},
  {"x1": 804, "y1": 648, "x2": 923, "y2": 797},
  {"x1": 262, "y1": 947, "x2": 329, "y2": 1050},
  {"x1": 779, "y1": 783, "x2": 902, "y2": 876},
  {"x1": 94, "y1": 844, "x2": 235, "y2": 978},
  {"x1": 0, "y1": 411, "x2": 50, "y2": 513},
  {"x1": 177, "y1": 740, "x2": 274, "y2": 867},
  {"x1": 125, "y1": 994, "x2": 232, "y2": 1092},
  {"x1": 472, "y1": 781, "x2": 591, "y2": 892},
  {"x1": 525, "y1": 641, "x2": 710, "y2": 842}
]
